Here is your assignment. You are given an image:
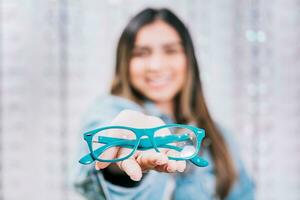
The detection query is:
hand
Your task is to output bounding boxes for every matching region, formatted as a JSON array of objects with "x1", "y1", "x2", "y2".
[{"x1": 94, "y1": 109, "x2": 186, "y2": 181}]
